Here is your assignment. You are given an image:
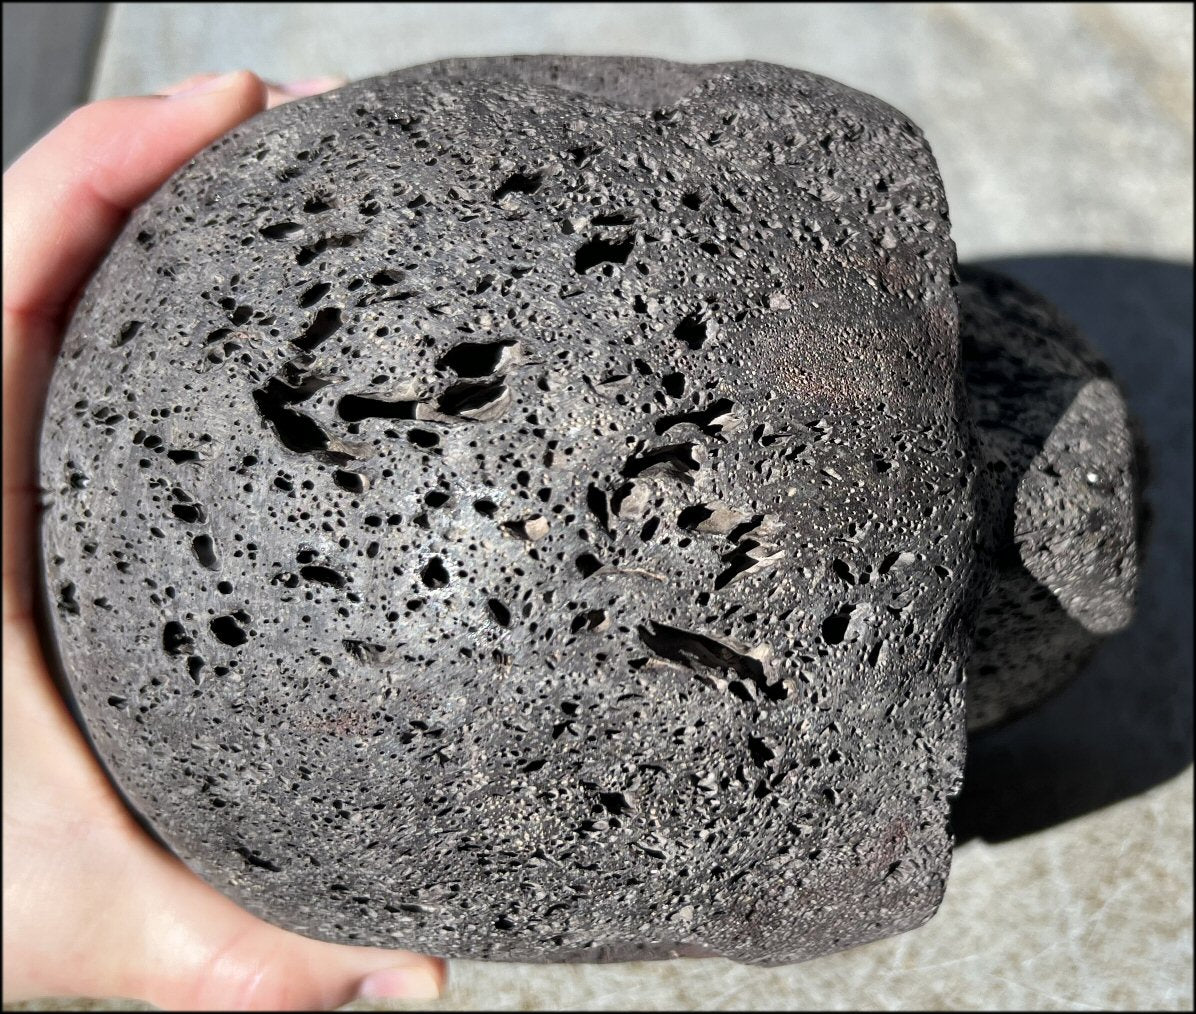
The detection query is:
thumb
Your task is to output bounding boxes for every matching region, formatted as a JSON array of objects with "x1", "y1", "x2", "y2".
[
  {"x1": 2, "y1": 630, "x2": 446, "y2": 1012},
  {"x1": 97, "y1": 812, "x2": 445, "y2": 1010},
  {"x1": 4, "y1": 69, "x2": 267, "y2": 319},
  {"x1": 4, "y1": 756, "x2": 446, "y2": 1010},
  {"x1": 4, "y1": 70, "x2": 268, "y2": 624}
]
